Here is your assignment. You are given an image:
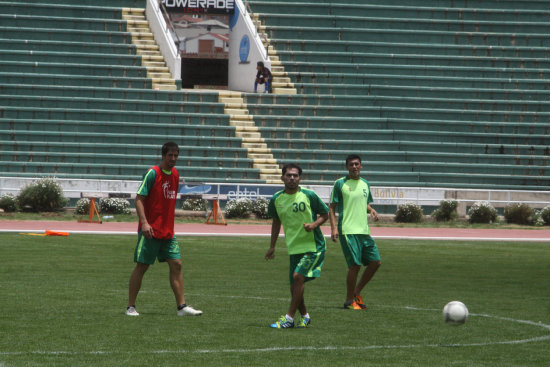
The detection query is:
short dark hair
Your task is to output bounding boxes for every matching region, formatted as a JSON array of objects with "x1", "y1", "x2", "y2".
[
  {"x1": 282, "y1": 163, "x2": 302, "y2": 176},
  {"x1": 257, "y1": 61, "x2": 264, "y2": 68},
  {"x1": 162, "y1": 141, "x2": 179, "y2": 156},
  {"x1": 345, "y1": 154, "x2": 361, "y2": 165}
]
